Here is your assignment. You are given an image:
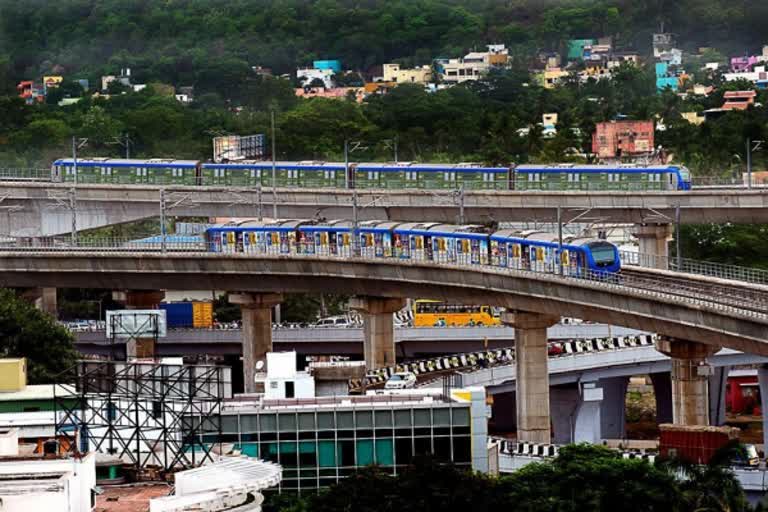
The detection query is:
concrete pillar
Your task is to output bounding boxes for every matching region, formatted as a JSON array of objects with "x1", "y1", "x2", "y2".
[
  {"x1": 20, "y1": 288, "x2": 58, "y2": 319},
  {"x1": 650, "y1": 372, "x2": 673, "y2": 424},
  {"x1": 709, "y1": 366, "x2": 729, "y2": 426},
  {"x1": 501, "y1": 310, "x2": 559, "y2": 444},
  {"x1": 632, "y1": 224, "x2": 673, "y2": 269},
  {"x1": 229, "y1": 293, "x2": 283, "y2": 394},
  {"x1": 574, "y1": 381, "x2": 603, "y2": 444},
  {"x1": 655, "y1": 337, "x2": 721, "y2": 426},
  {"x1": 349, "y1": 297, "x2": 407, "y2": 371},
  {"x1": 111, "y1": 290, "x2": 165, "y2": 359},
  {"x1": 550, "y1": 385, "x2": 579, "y2": 445},
  {"x1": 757, "y1": 365, "x2": 768, "y2": 452},
  {"x1": 600, "y1": 376, "x2": 629, "y2": 439}
]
